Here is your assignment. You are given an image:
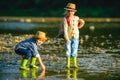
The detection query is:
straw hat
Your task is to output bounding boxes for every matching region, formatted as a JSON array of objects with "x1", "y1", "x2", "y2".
[
  {"x1": 64, "y1": 3, "x2": 77, "y2": 11},
  {"x1": 34, "y1": 31, "x2": 47, "y2": 41}
]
